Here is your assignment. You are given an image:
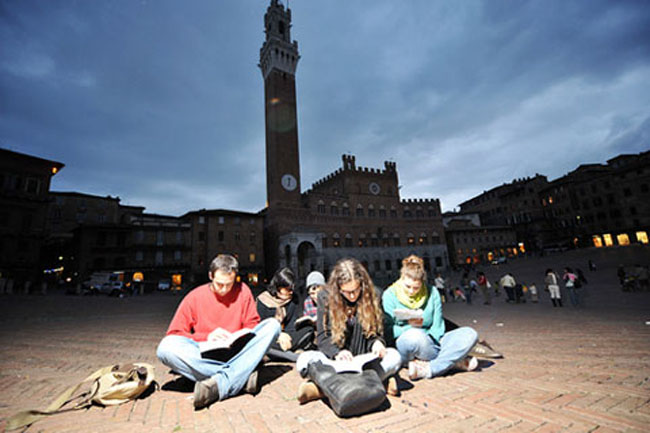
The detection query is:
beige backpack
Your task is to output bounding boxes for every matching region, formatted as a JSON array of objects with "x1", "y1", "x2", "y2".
[{"x1": 6, "y1": 363, "x2": 155, "y2": 431}]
